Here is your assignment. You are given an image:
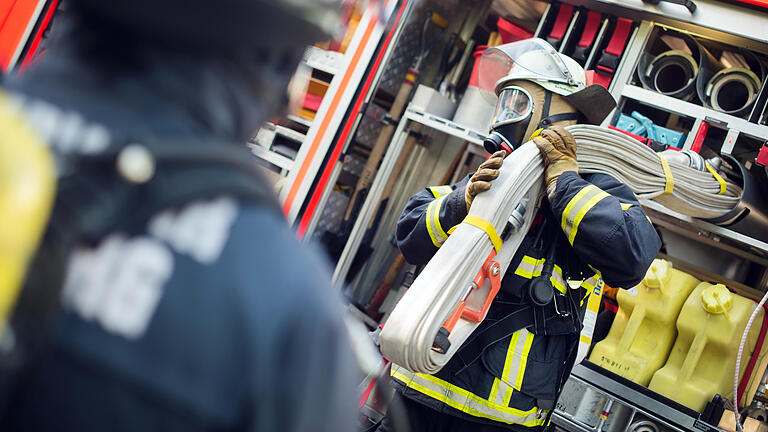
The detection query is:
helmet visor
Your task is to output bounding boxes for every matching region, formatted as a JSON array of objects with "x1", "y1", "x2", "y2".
[{"x1": 477, "y1": 38, "x2": 576, "y2": 95}]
